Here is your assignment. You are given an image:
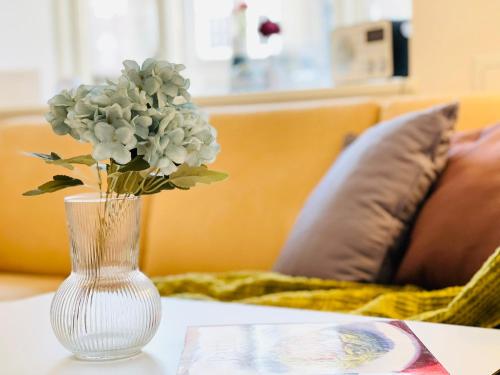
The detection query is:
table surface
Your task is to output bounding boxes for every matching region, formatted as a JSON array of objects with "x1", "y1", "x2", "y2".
[{"x1": 0, "y1": 293, "x2": 498, "y2": 375}]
